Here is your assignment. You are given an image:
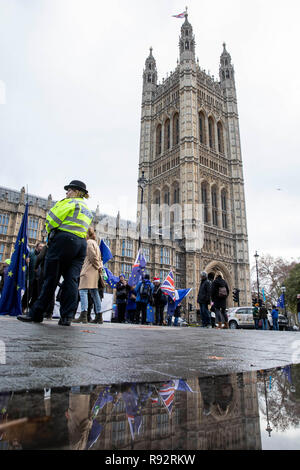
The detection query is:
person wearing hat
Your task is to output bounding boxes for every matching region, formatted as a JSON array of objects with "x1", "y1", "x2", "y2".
[
  {"x1": 152, "y1": 277, "x2": 167, "y2": 326},
  {"x1": 17, "y1": 180, "x2": 93, "y2": 326},
  {"x1": 252, "y1": 303, "x2": 260, "y2": 329}
]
